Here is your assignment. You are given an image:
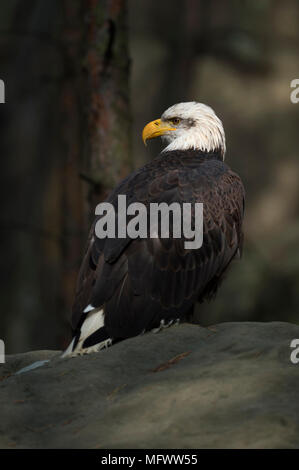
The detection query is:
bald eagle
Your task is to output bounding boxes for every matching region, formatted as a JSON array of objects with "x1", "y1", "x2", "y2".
[{"x1": 62, "y1": 102, "x2": 245, "y2": 358}]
